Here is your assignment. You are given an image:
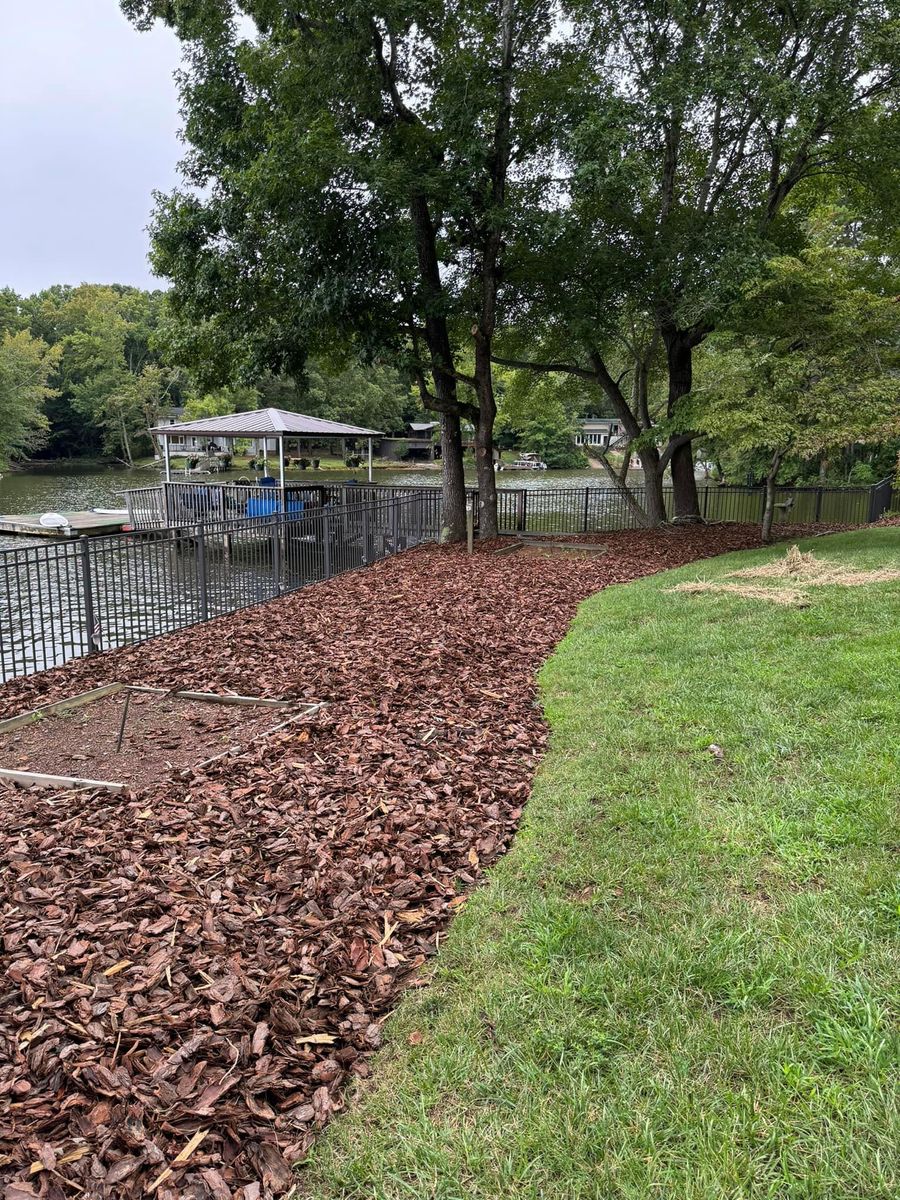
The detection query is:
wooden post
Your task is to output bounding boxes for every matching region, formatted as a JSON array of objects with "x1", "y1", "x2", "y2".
[
  {"x1": 514, "y1": 489, "x2": 528, "y2": 532},
  {"x1": 466, "y1": 500, "x2": 474, "y2": 554},
  {"x1": 114, "y1": 689, "x2": 133, "y2": 753}
]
